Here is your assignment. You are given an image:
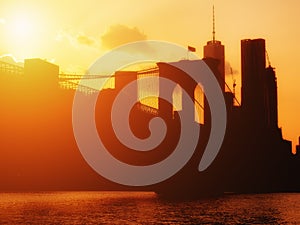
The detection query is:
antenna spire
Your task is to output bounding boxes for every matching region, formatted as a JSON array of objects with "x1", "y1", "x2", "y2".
[
  {"x1": 212, "y1": 5, "x2": 215, "y2": 42},
  {"x1": 266, "y1": 50, "x2": 271, "y2": 67}
]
